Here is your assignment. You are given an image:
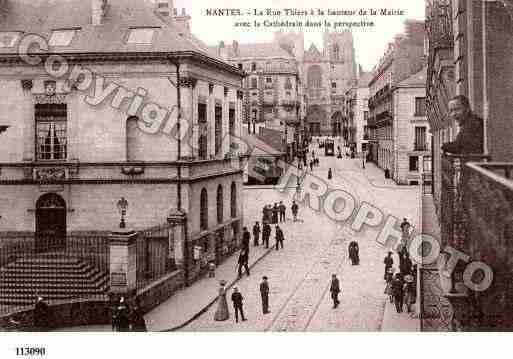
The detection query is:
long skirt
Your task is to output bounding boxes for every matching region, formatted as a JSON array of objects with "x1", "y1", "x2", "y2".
[{"x1": 214, "y1": 294, "x2": 229, "y2": 321}]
